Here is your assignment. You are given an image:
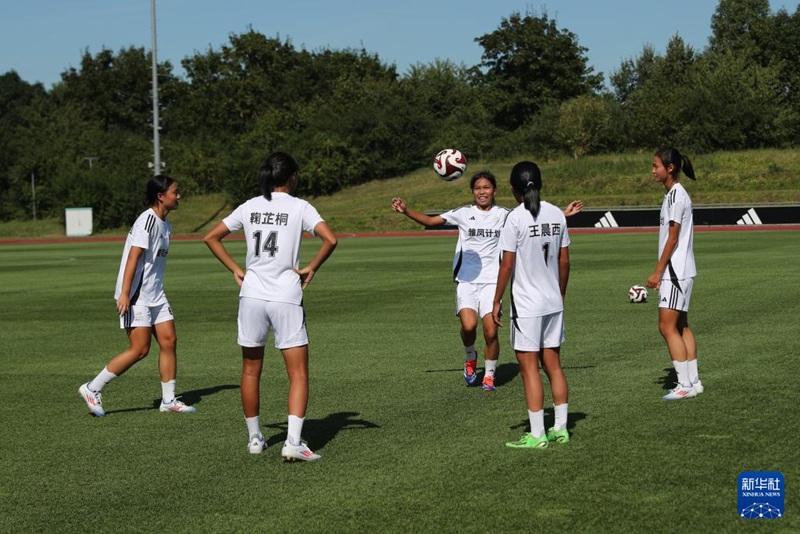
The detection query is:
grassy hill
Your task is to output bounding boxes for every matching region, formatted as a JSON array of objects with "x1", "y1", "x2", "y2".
[{"x1": 2, "y1": 149, "x2": 799, "y2": 238}]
